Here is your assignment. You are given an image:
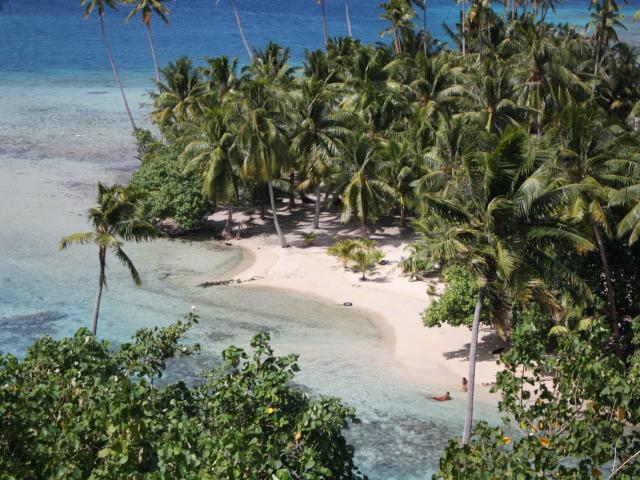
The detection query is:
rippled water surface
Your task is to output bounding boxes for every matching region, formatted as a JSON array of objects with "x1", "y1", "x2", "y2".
[{"x1": 3, "y1": 0, "x2": 631, "y2": 477}]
